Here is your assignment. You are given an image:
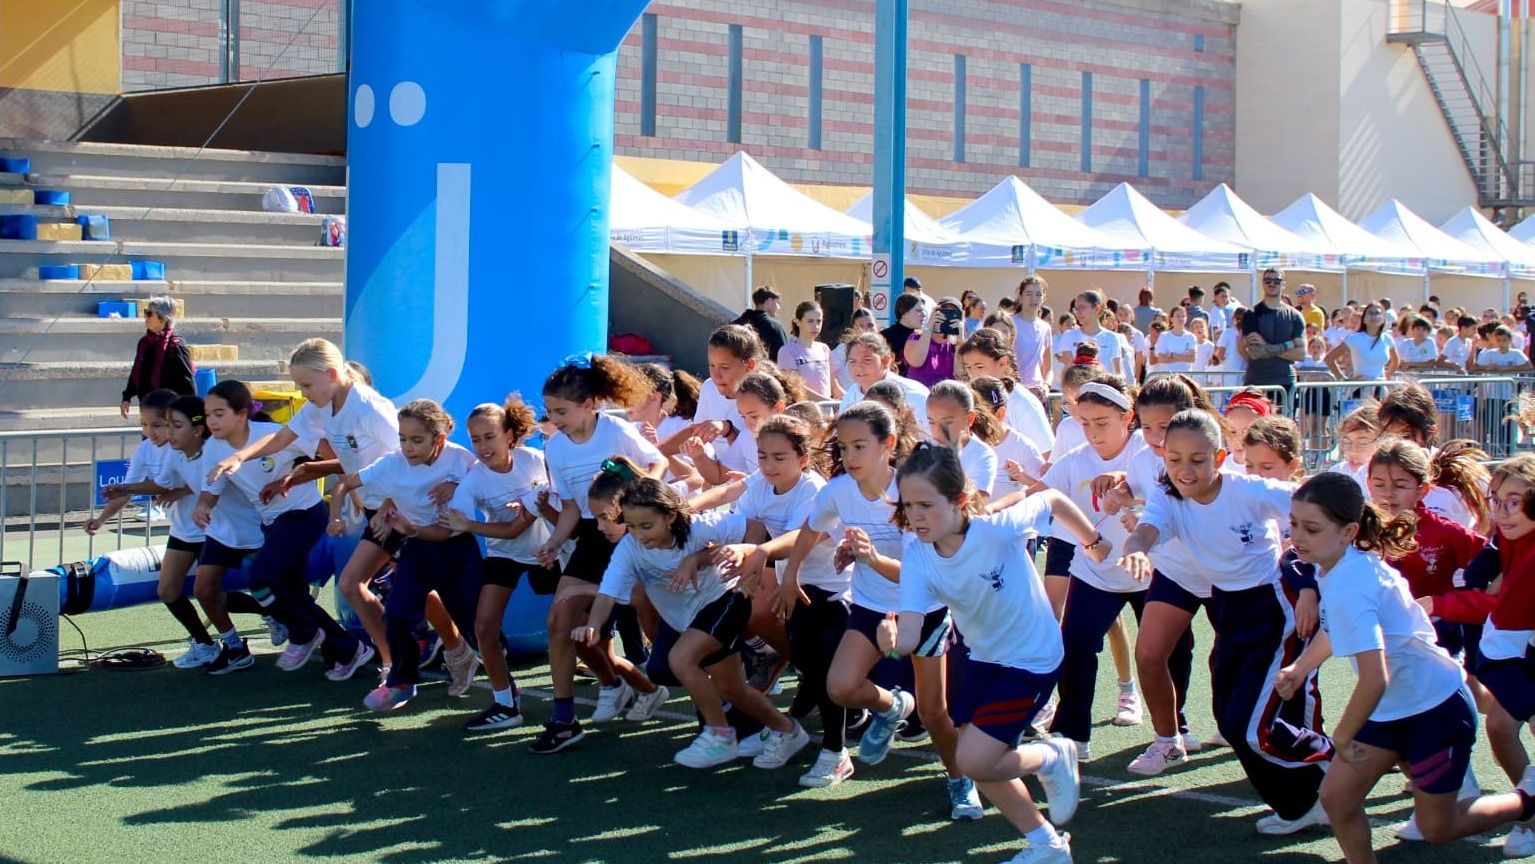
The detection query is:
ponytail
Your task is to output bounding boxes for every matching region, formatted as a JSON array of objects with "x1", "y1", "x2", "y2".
[{"x1": 1432, "y1": 439, "x2": 1491, "y2": 531}]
